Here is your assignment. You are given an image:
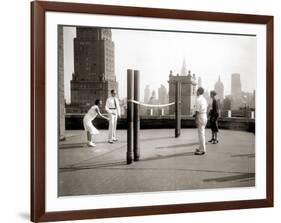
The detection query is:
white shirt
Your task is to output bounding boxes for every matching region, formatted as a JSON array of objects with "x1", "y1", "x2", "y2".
[
  {"x1": 195, "y1": 95, "x2": 208, "y2": 114},
  {"x1": 105, "y1": 96, "x2": 121, "y2": 116}
]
